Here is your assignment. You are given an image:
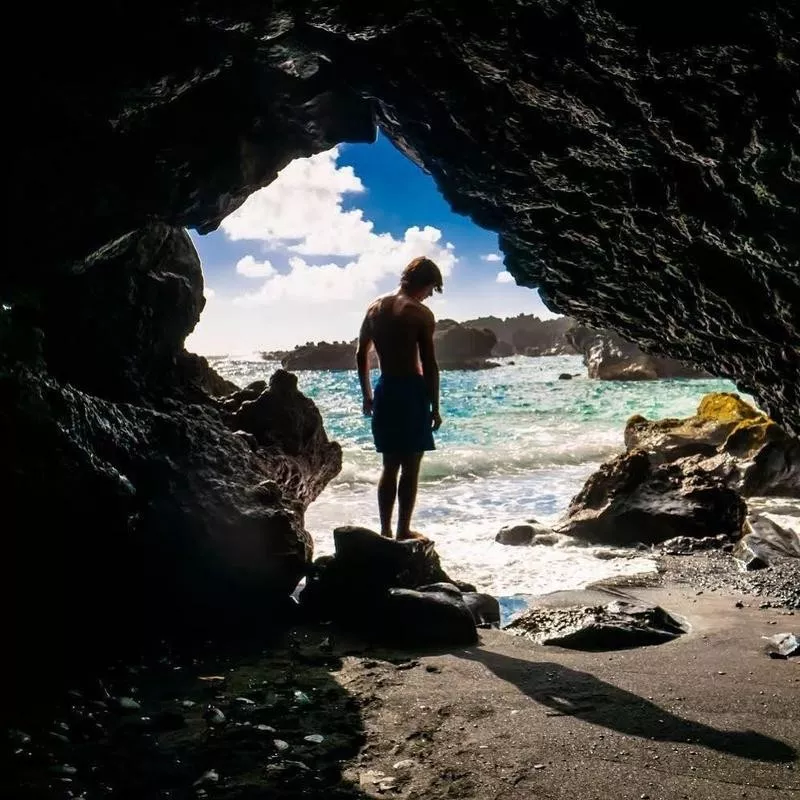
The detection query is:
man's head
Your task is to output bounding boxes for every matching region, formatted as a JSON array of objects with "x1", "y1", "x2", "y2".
[{"x1": 400, "y1": 256, "x2": 443, "y2": 299}]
